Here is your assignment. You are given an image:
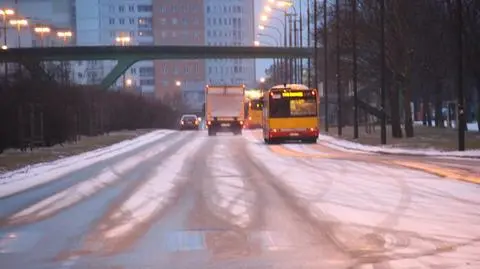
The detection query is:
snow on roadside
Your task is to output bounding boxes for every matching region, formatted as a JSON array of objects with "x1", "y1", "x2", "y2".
[
  {"x1": 246, "y1": 141, "x2": 480, "y2": 265},
  {"x1": 206, "y1": 141, "x2": 254, "y2": 228},
  {"x1": 318, "y1": 134, "x2": 480, "y2": 158},
  {"x1": 0, "y1": 130, "x2": 174, "y2": 198},
  {"x1": 7, "y1": 133, "x2": 189, "y2": 224},
  {"x1": 102, "y1": 136, "x2": 205, "y2": 239}
]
